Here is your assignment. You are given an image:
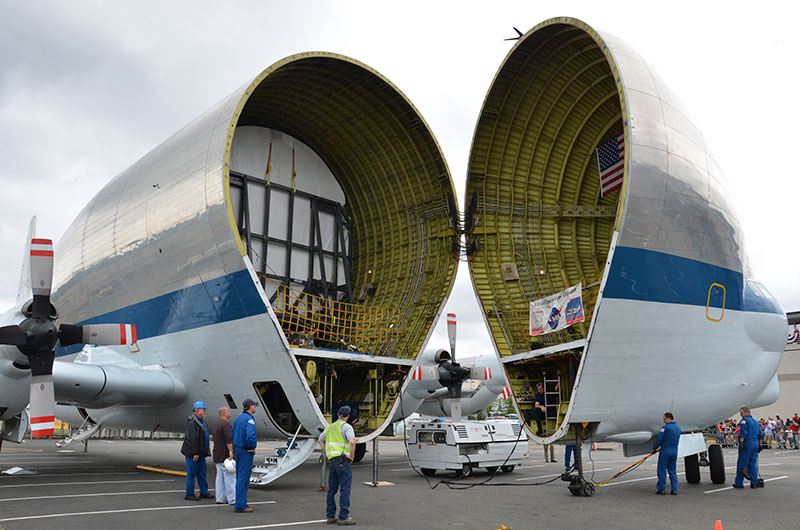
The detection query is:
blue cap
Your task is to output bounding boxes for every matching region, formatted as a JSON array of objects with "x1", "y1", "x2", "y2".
[
  {"x1": 192, "y1": 400, "x2": 206, "y2": 410},
  {"x1": 337, "y1": 405, "x2": 351, "y2": 417}
]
